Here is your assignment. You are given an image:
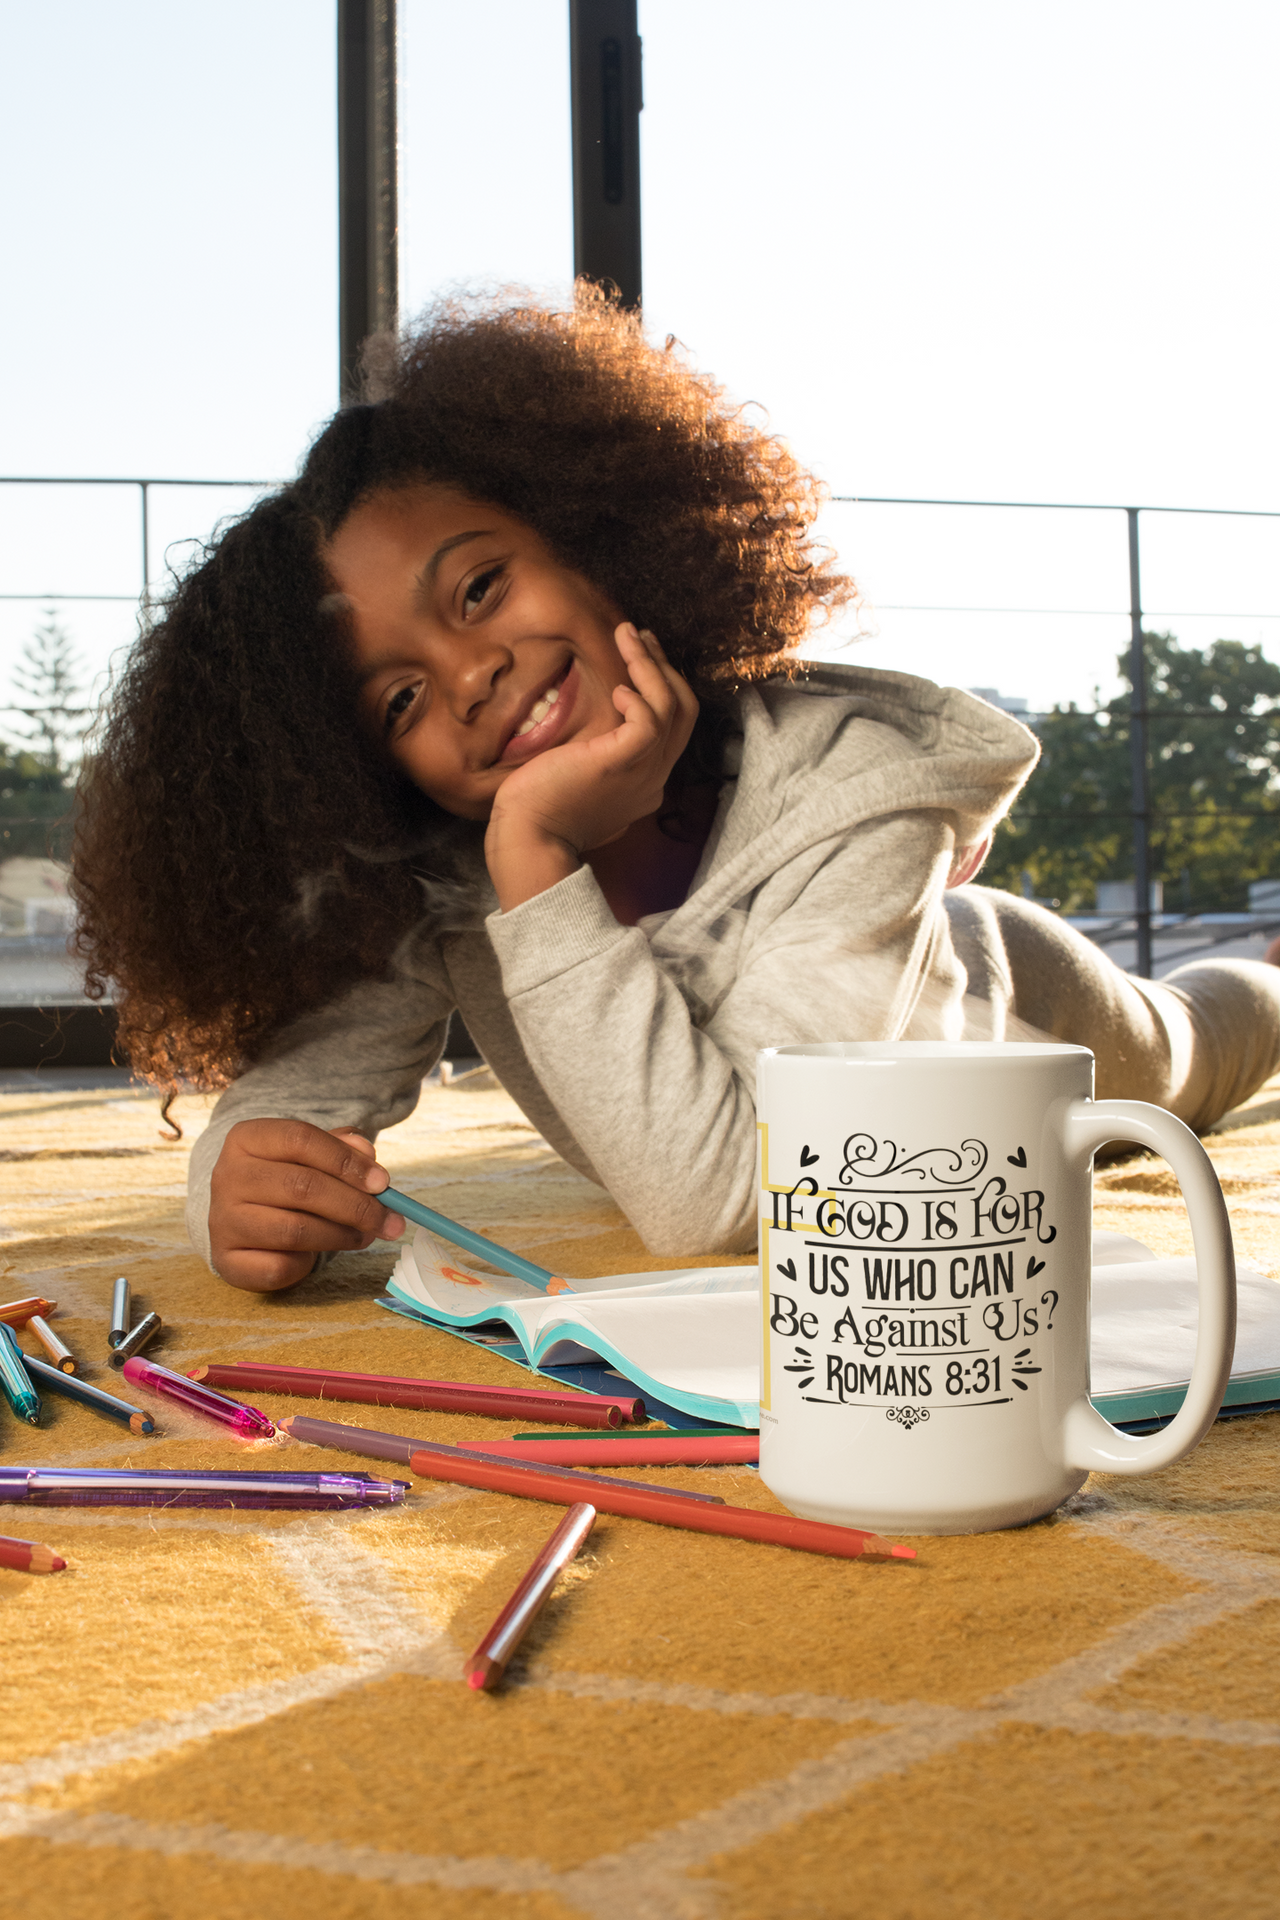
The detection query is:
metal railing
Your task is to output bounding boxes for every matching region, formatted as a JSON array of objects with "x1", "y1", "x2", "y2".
[
  {"x1": 3, "y1": 475, "x2": 1279, "y2": 977},
  {"x1": 832, "y1": 493, "x2": 1280, "y2": 975}
]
